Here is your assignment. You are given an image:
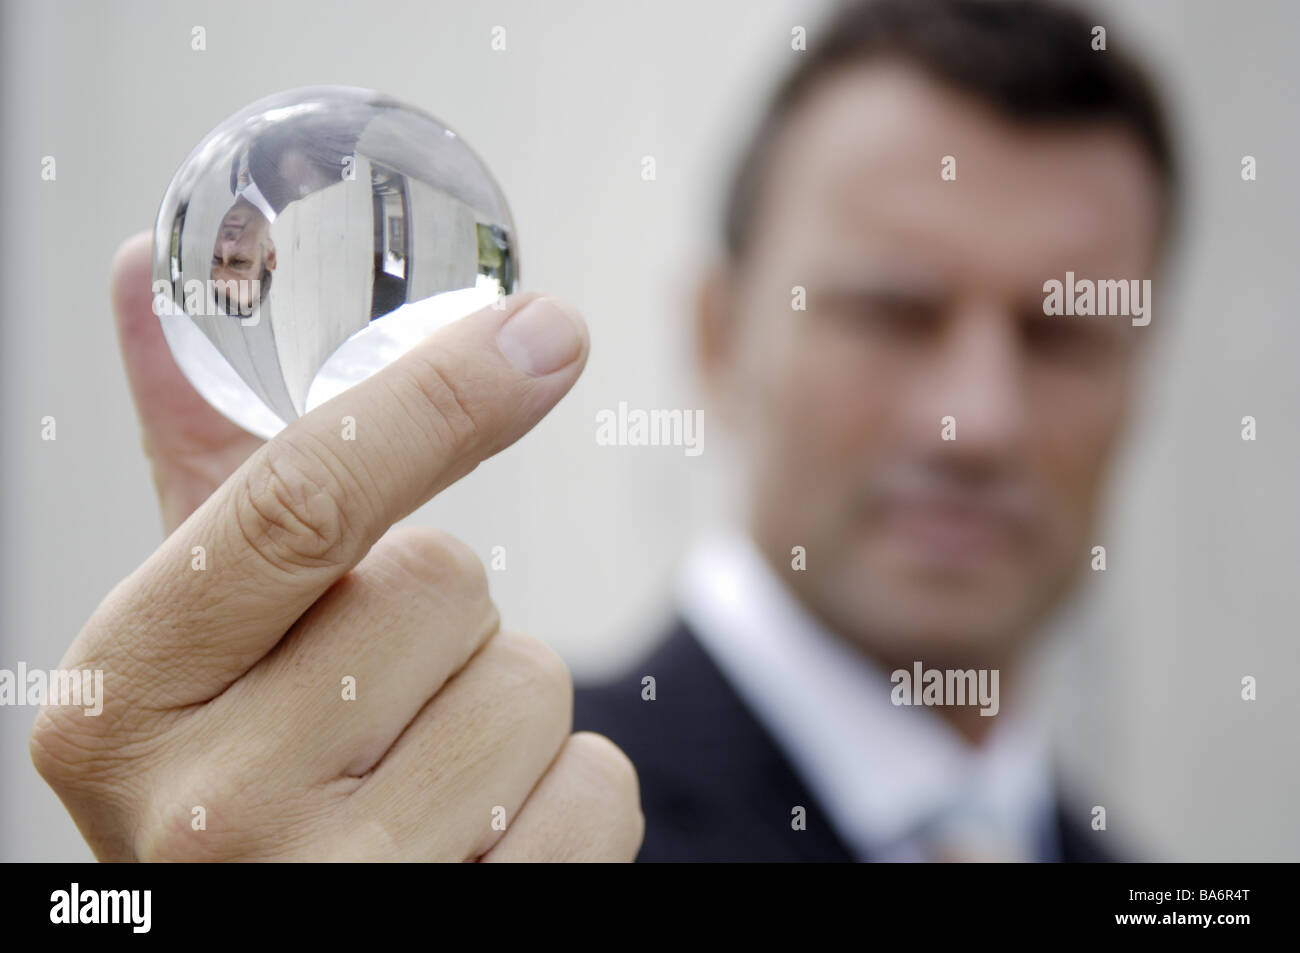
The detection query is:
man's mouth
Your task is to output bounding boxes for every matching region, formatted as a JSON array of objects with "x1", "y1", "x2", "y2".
[
  {"x1": 866, "y1": 475, "x2": 1038, "y2": 574},
  {"x1": 880, "y1": 500, "x2": 1021, "y2": 564}
]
